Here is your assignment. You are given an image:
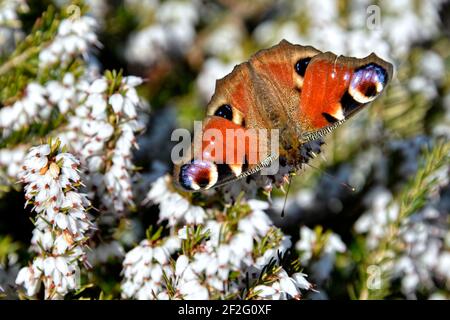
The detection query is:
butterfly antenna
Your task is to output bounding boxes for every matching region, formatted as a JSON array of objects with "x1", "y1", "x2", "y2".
[
  {"x1": 280, "y1": 175, "x2": 293, "y2": 218},
  {"x1": 306, "y1": 163, "x2": 355, "y2": 192}
]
